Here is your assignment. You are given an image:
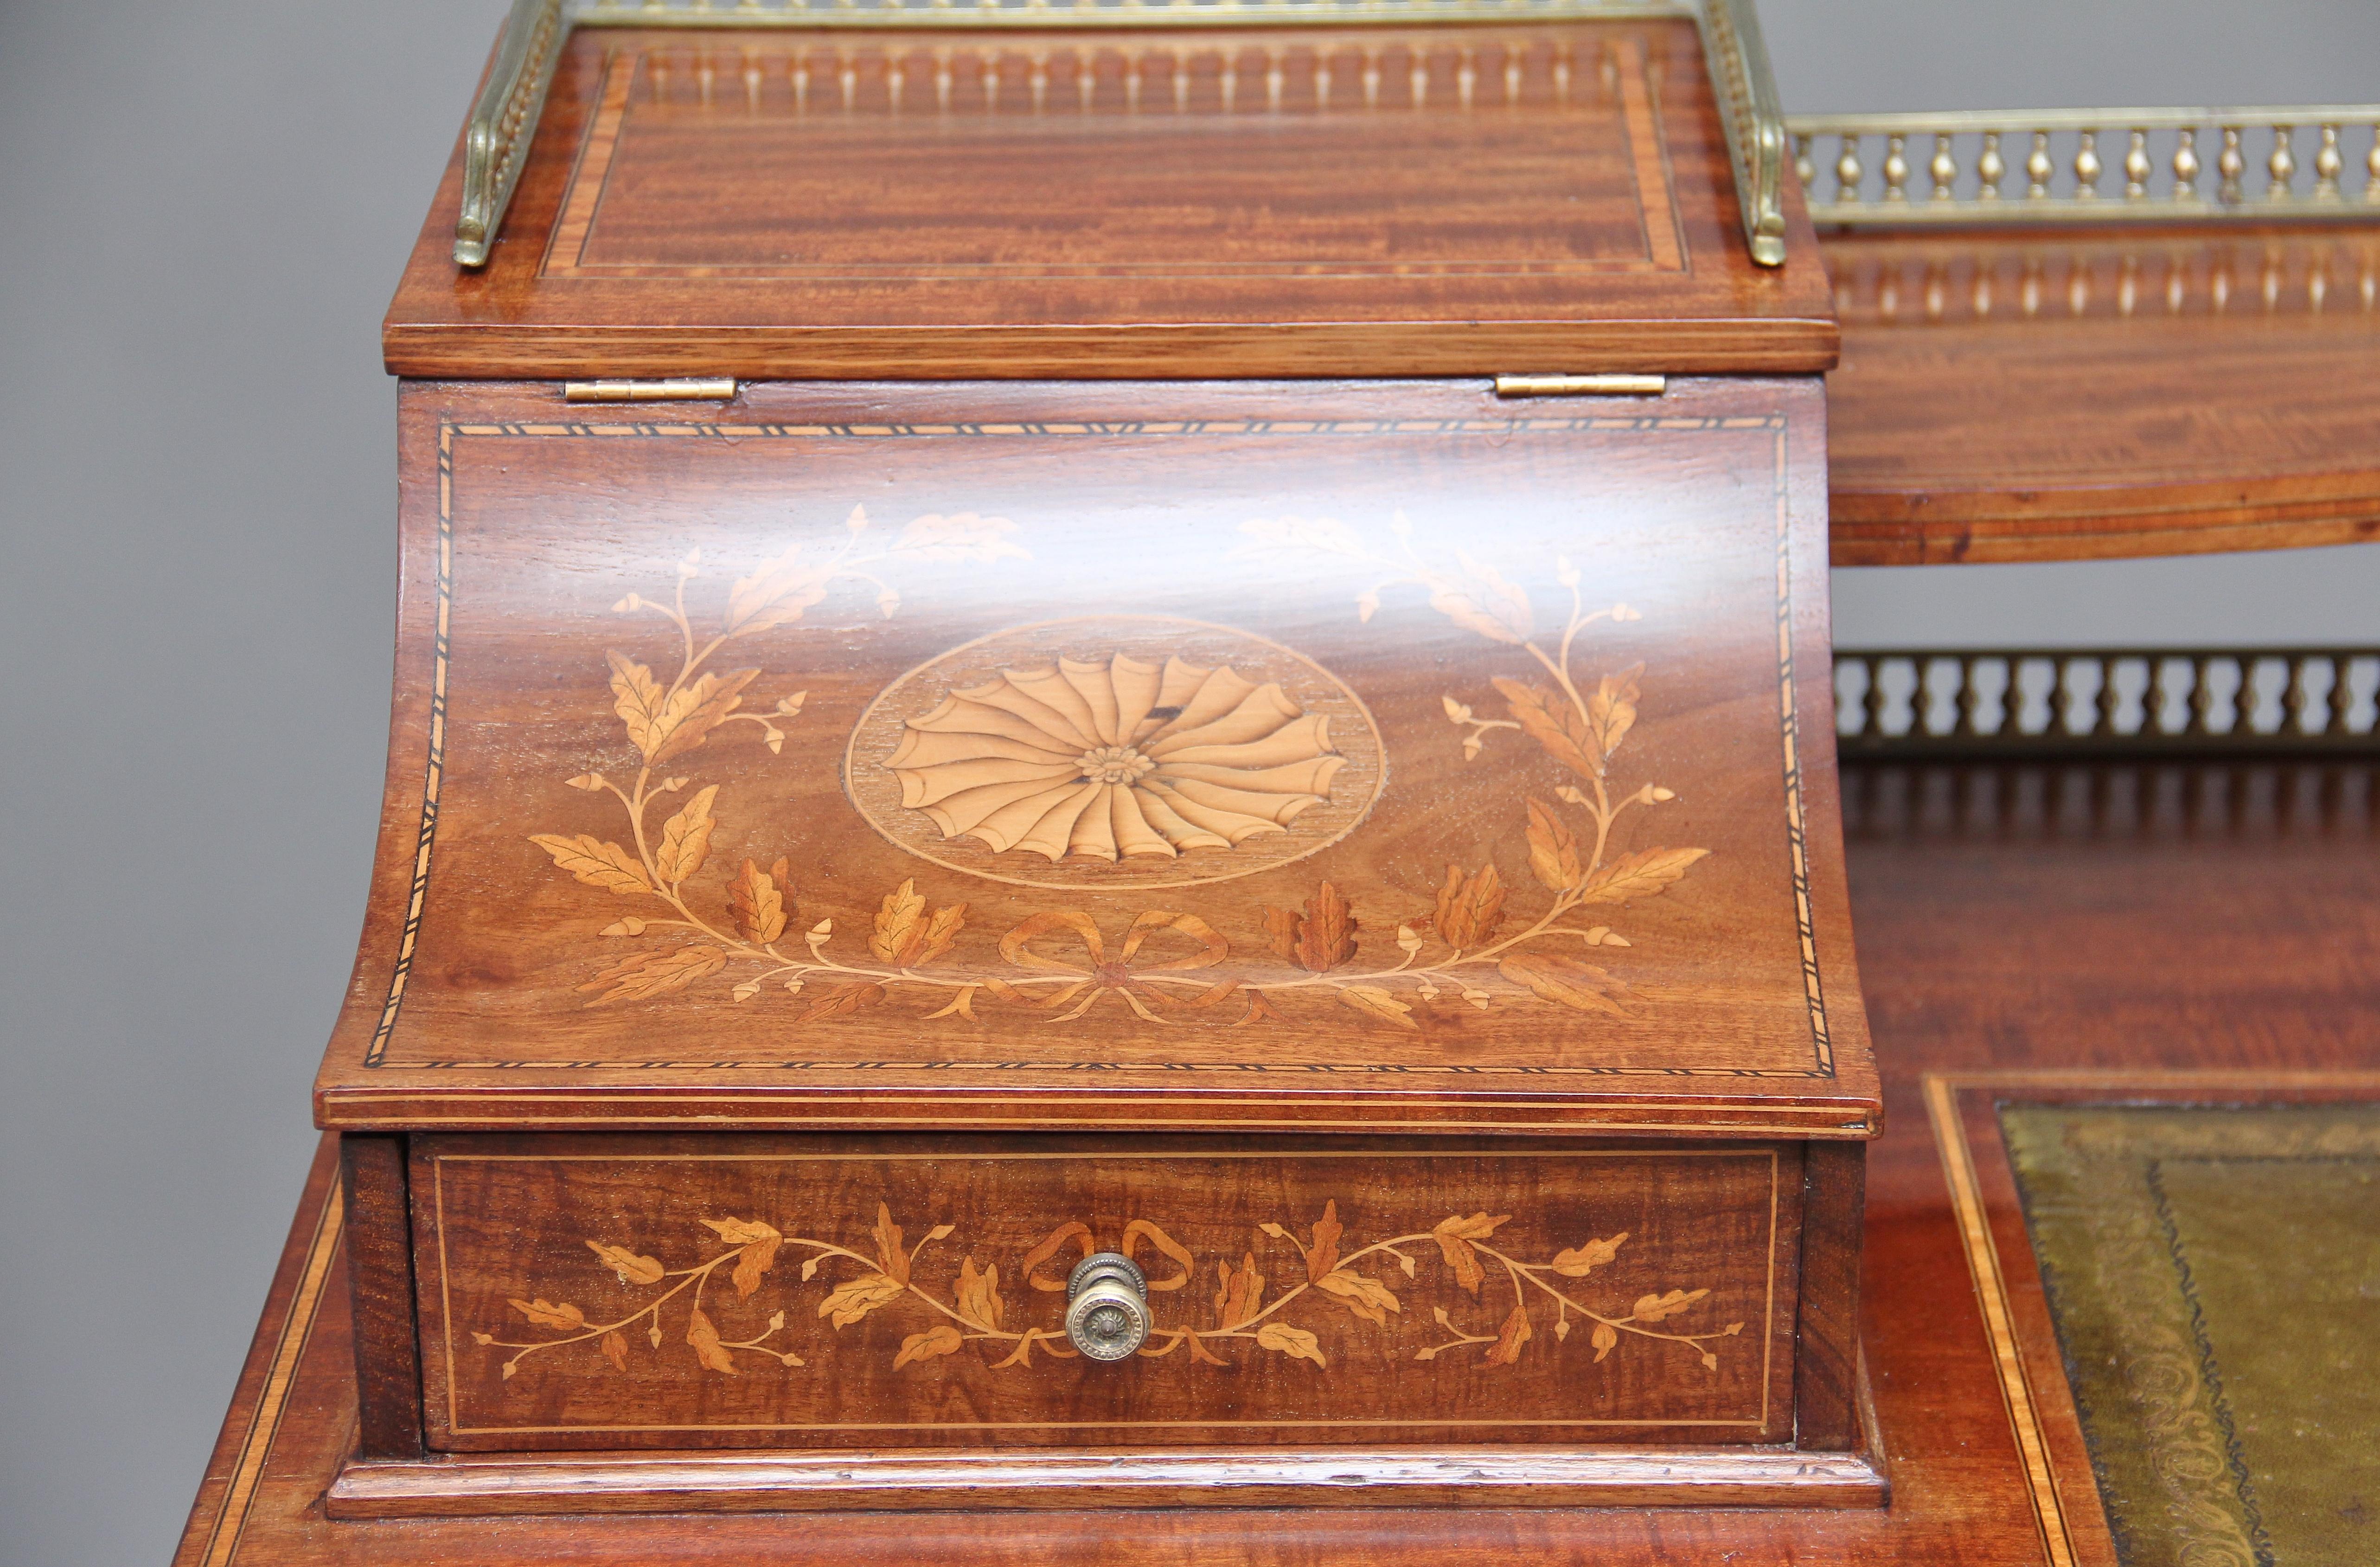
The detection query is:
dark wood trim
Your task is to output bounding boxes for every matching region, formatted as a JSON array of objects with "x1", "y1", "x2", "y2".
[
  {"x1": 1792, "y1": 1139, "x2": 1864, "y2": 1452},
  {"x1": 325, "y1": 1444, "x2": 1889, "y2": 1518},
  {"x1": 340, "y1": 1134, "x2": 428, "y2": 1459}
]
